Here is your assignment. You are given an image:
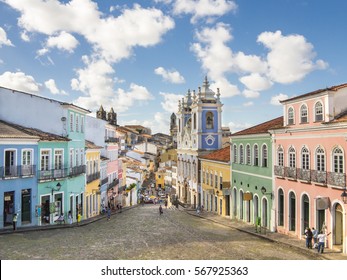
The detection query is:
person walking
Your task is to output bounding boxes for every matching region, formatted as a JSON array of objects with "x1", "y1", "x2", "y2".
[
  {"x1": 68, "y1": 211, "x2": 73, "y2": 224},
  {"x1": 312, "y1": 227, "x2": 318, "y2": 248},
  {"x1": 12, "y1": 213, "x2": 18, "y2": 231},
  {"x1": 305, "y1": 227, "x2": 313, "y2": 248},
  {"x1": 107, "y1": 207, "x2": 111, "y2": 220},
  {"x1": 159, "y1": 205, "x2": 163, "y2": 215},
  {"x1": 317, "y1": 230, "x2": 331, "y2": 253}
]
